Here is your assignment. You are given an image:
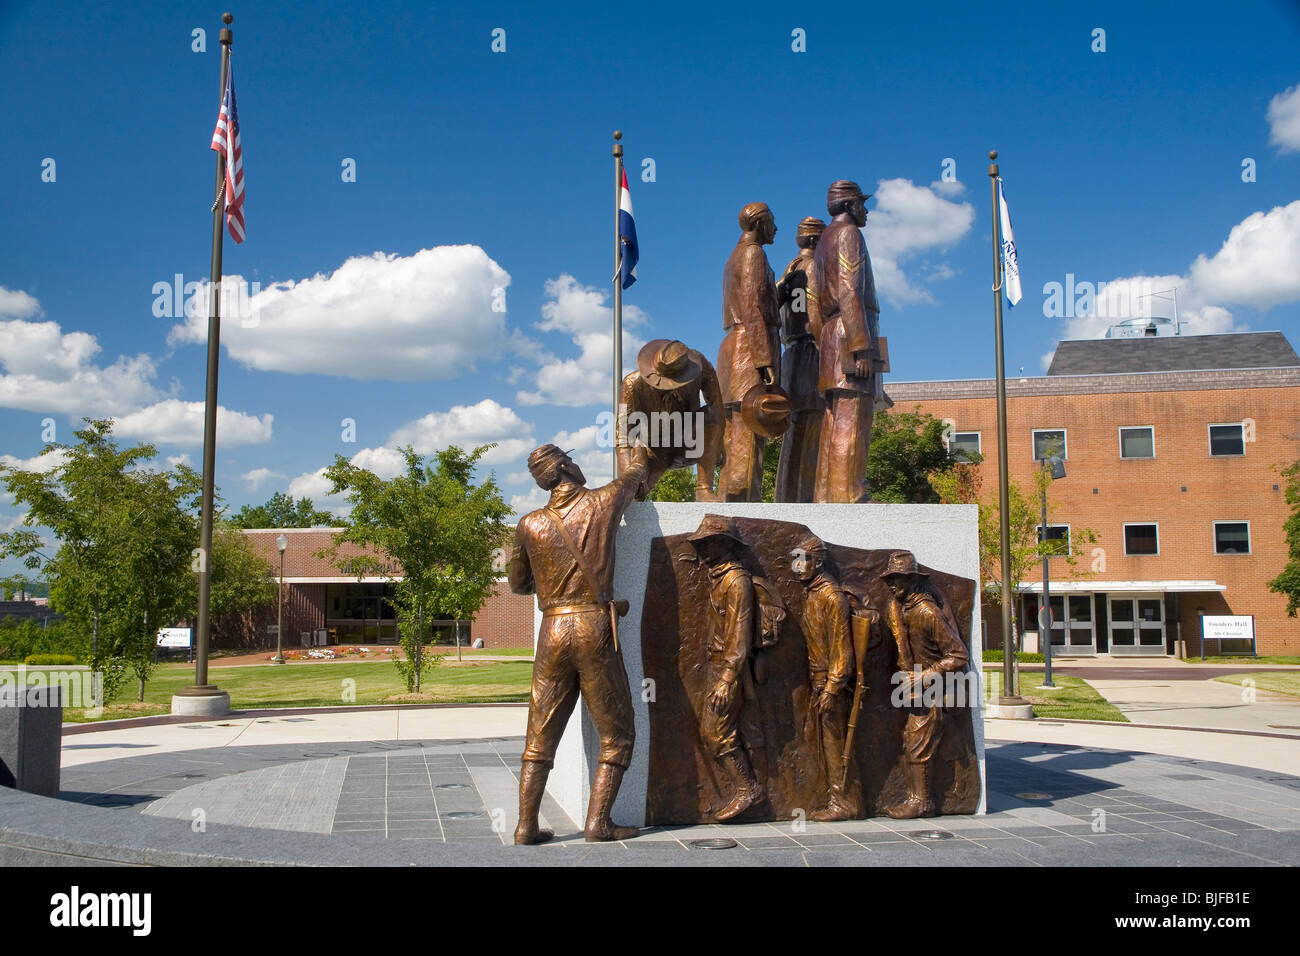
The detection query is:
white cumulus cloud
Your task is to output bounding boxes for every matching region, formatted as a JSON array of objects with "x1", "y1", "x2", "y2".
[
  {"x1": 1052, "y1": 200, "x2": 1300, "y2": 347},
  {"x1": 112, "y1": 399, "x2": 273, "y2": 446},
  {"x1": 516, "y1": 275, "x2": 647, "y2": 407},
  {"x1": 240, "y1": 467, "x2": 286, "y2": 492},
  {"x1": 167, "y1": 246, "x2": 515, "y2": 381},
  {"x1": 1267, "y1": 83, "x2": 1300, "y2": 154},
  {"x1": 865, "y1": 178, "x2": 975, "y2": 306},
  {"x1": 387, "y1": 399, "x2": 535, "y2": 465}
]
